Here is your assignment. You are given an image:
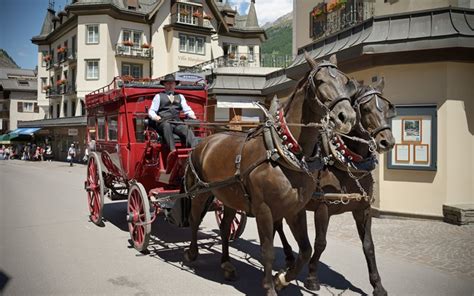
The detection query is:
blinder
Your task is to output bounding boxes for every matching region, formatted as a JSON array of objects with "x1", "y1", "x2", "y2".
[{"x1": 353, "y1": 89, "x2": 396, "y2": 138}]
